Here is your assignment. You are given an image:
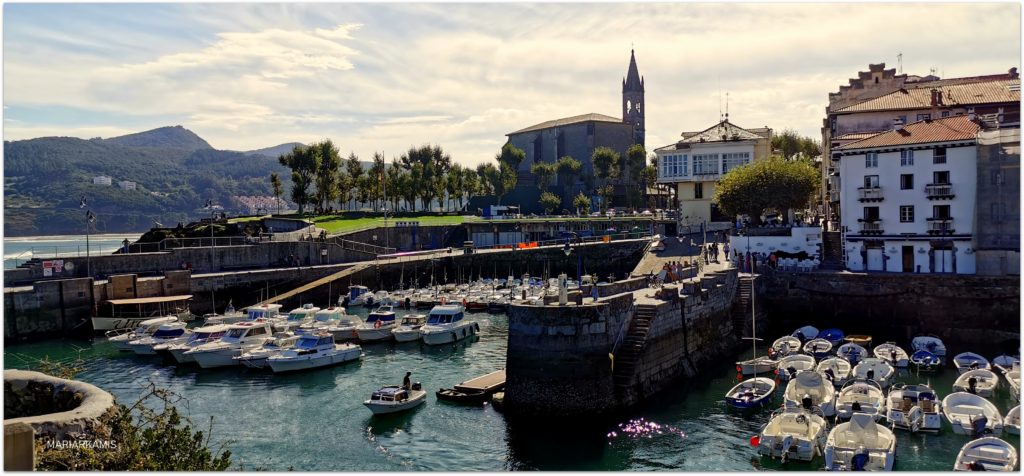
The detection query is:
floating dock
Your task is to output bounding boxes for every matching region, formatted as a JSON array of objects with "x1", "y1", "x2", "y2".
[{"x1": 454, "y1": 369, "x2": 506, "y2": 394}]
